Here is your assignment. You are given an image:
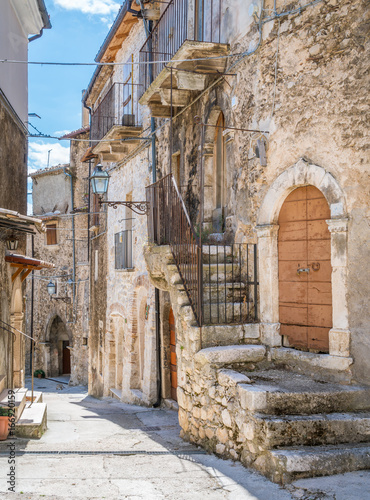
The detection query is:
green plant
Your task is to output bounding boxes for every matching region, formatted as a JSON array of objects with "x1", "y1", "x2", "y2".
[
  {"x1": 194, "y1": 224, "x2": 214, "y2": 243},
  {"x1": 34, "y1": 369, "x2": 45, "y2": 378},
  {"x1": 0, "y1": 407, "x2": 13, "y2": 417}
]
